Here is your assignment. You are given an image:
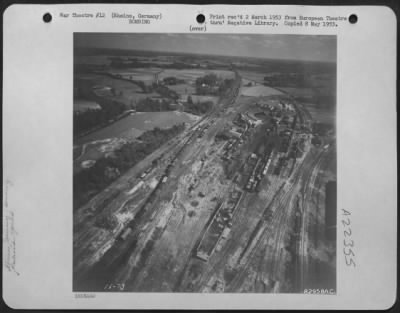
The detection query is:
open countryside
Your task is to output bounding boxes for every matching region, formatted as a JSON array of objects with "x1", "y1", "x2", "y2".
[{"x1": 75, "y1": 111, "x2": 199, "y2": 146}]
